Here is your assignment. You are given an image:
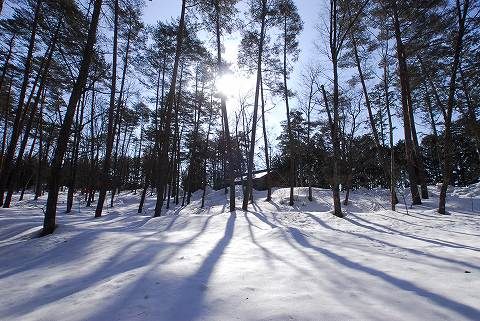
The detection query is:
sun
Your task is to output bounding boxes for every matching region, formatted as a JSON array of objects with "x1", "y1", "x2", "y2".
[
  {"x1": 216, "y1": 72, "x2": 253, "y2": 98},
  {"x1": 216, "y1": 73, "x2": 237, "y2": 98}
]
